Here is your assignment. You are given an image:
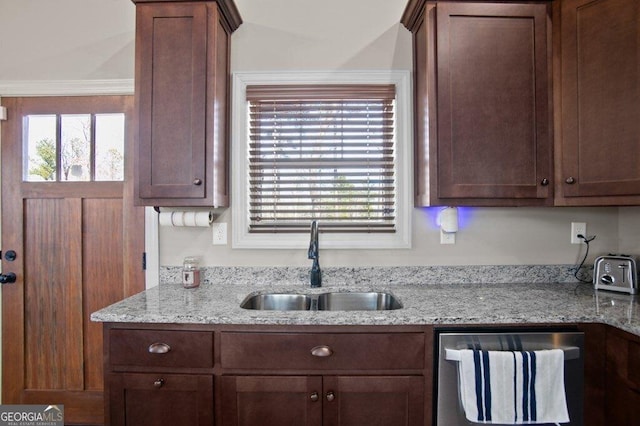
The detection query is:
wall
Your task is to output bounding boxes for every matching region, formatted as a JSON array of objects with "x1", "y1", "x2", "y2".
[
  {"x1": 619, "y1": 207, "x2": 640, "y2": 255},
  {"x1": 0, "y1": 0, "x2": 135, "y2": 80},
  {"x1": 0, "y1": 0, "x2": 637, "y2": 271}
]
